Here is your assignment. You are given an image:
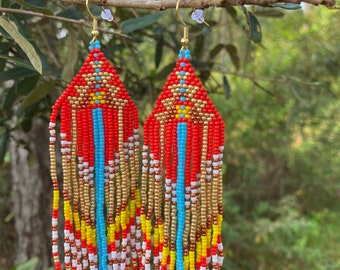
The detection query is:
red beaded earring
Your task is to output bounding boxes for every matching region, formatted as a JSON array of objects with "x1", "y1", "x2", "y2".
[
  {"x1": 49, "y1": 3, "x2": 141, "y2": 270},
  {"x1": 140, "y1": 2, "x2": 225, "y2": 270}
]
